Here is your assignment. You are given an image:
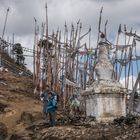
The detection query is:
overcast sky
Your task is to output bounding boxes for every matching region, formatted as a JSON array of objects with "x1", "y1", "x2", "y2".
[
  {"x1": 0, "y1": 0, "x2": 140, "y2": 81},
  {"x1": 1, "y1": 0, "x2": 140, "y2": 44}
]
